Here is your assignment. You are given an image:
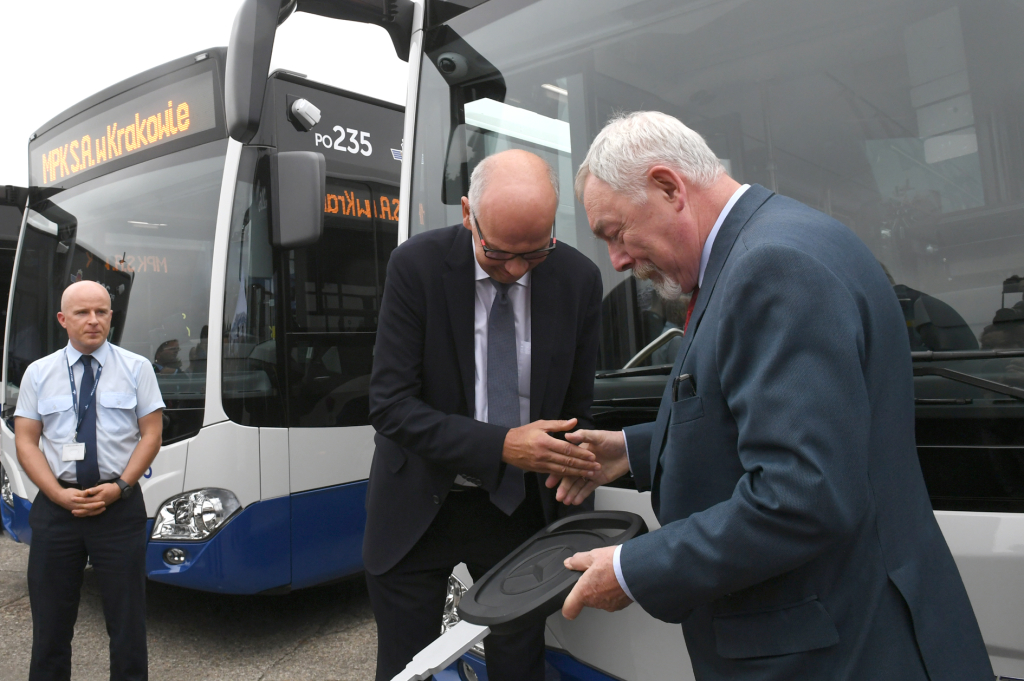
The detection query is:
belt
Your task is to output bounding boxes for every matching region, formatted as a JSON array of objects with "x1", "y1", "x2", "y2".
[{"x1": 58, "y1": 479, "x2": 118, "y2": 490}]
